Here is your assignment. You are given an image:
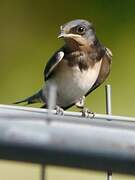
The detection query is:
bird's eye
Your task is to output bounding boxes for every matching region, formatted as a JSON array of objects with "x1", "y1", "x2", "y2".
[{"x1": 76, "y1": 26, "x2": 86, "y2": 34}]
